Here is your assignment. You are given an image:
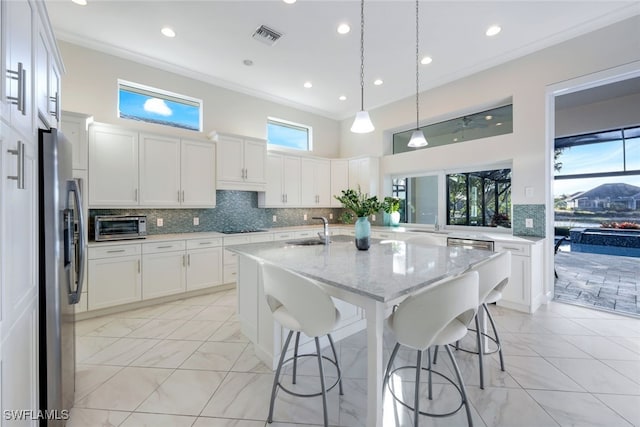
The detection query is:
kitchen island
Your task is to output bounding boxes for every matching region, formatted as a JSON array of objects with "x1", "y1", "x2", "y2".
[{"x1": 228, "y1": 236, "x2": 498, "y2": 427}]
